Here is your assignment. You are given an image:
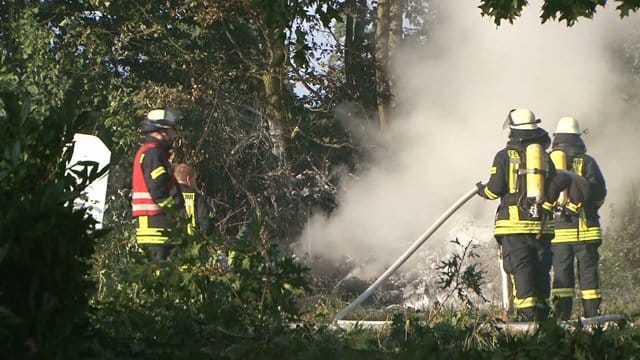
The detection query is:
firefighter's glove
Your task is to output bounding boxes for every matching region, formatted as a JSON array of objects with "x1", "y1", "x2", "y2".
[
  {"x1": 541, "y1": 201, "x2": 555, "y2": 222},
  {"x1": 565, "y1": 201, "x2": 582, "y2": 214},
  {"x1": 475, "y1": 181, "x2": 486, "y2": 198},
  {"x1": 541, "y1": 201, "x2": 554, "y2": 213},
  {"x1": 553, "y1": 204, "x2": 563, "y2": 217}
]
